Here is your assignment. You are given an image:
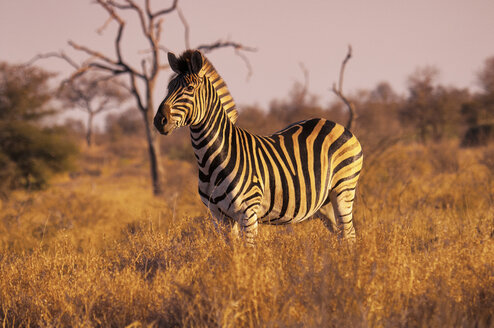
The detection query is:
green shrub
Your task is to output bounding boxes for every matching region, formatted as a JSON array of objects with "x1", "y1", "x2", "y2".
[
  {"x1": 0, "y1": 121, "x2": 78, "y2": 190},
  {"x1": 0, "y1": 62, "x2": 79, "y2": 192}
]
